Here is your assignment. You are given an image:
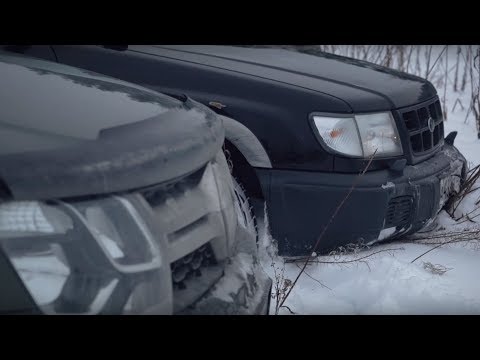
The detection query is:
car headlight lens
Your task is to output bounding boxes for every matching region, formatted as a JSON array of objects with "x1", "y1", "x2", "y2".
[
  {"x1": 0, "y1": 196, "x2": 170, "y2": 315},
  {"x1": 312, "y1": 116, "x2": 363, "y2": 157},
  {"x1": 312, "y1": 112, "x2": 403, "y2": 157},
  {"x1": 71, "y1": 196, "x2": 160, "y2": 269},
  {"x1": 0, "y1": 201, "x2": 73, "y2": 235}
]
